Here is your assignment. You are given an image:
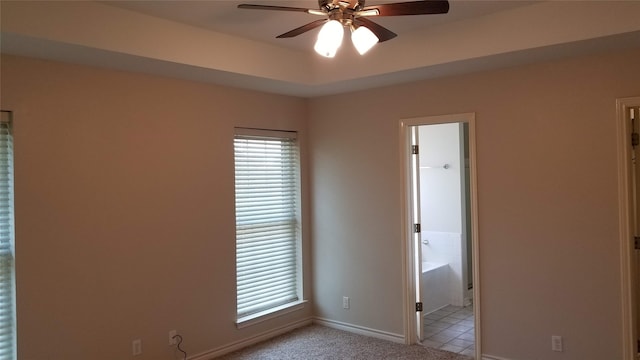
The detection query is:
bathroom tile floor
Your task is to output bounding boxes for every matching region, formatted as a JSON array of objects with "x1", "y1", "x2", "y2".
[{"x1": 422, "y1": 304, "x2": 475, "y2": 357}]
